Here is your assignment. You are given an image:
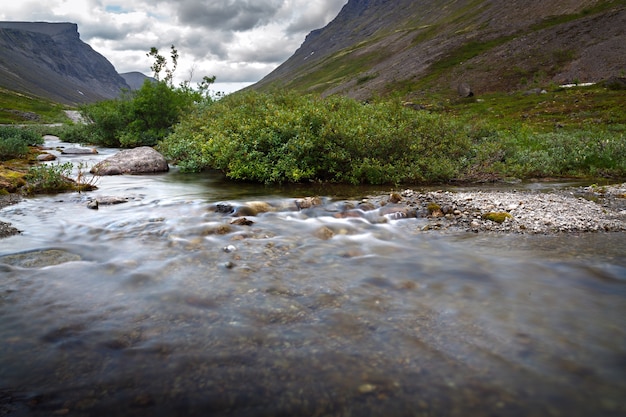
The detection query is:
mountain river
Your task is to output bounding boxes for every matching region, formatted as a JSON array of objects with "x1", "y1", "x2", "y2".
[{"x1": 0, "y1": 137, "x2": 625, "y2": 416}]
